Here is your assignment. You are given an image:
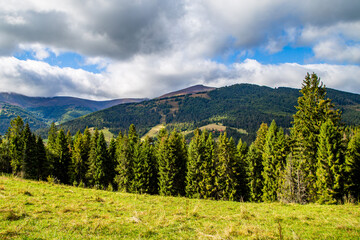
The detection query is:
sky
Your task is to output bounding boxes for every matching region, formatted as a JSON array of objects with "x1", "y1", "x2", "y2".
[{"x1": 0, "y1": 0, "x2": 360, "y2": 100}]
